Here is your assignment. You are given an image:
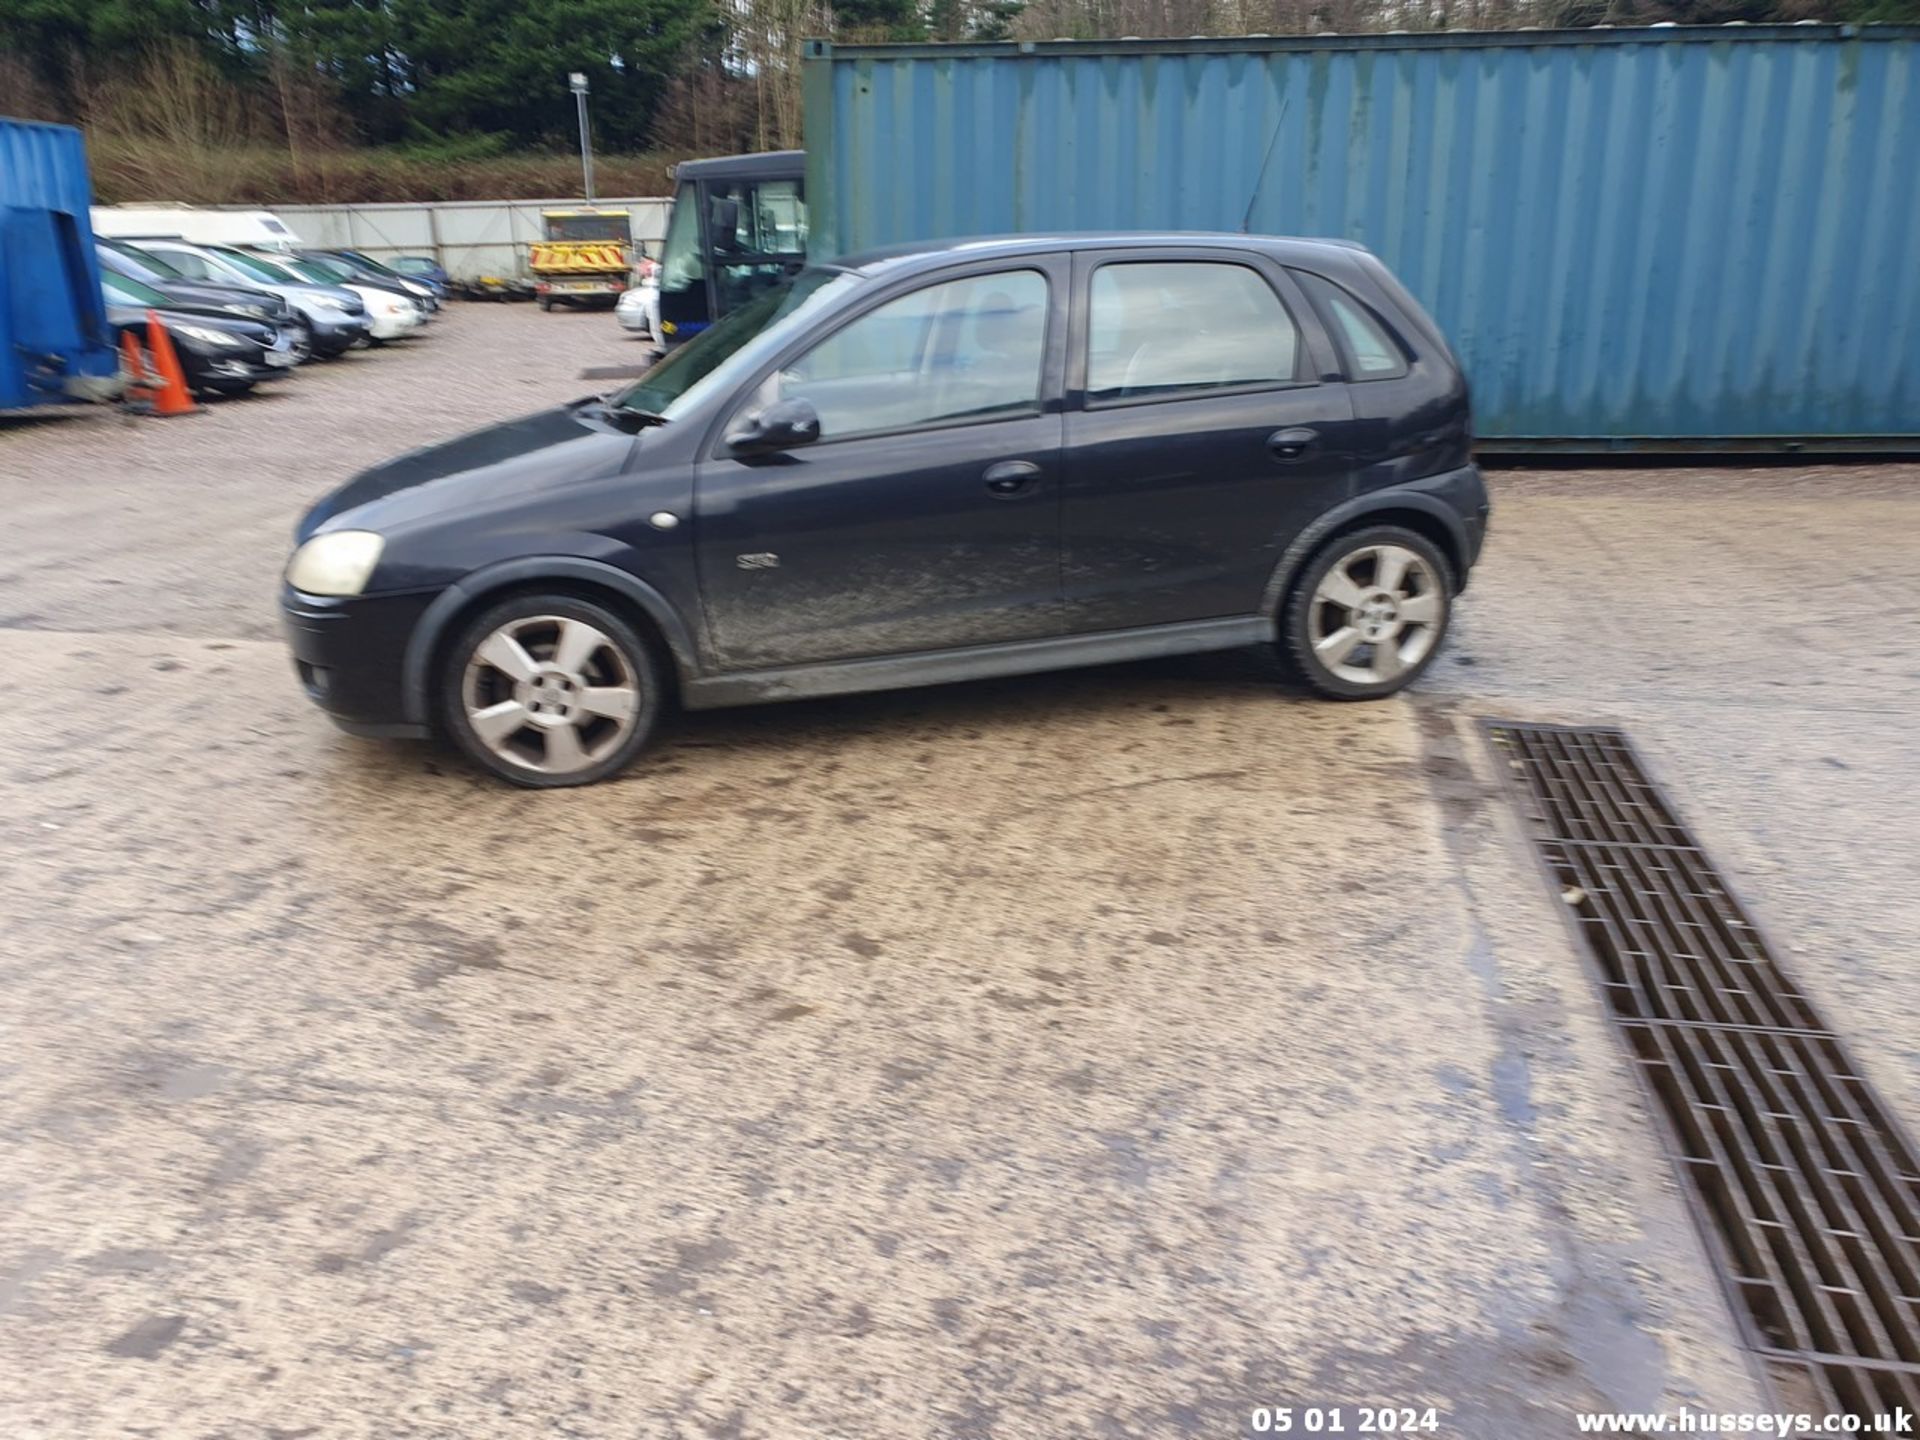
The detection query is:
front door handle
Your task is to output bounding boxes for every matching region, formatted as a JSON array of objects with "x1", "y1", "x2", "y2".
[
  {"x1": 1267, "y1": 427, "x2": 1320, "y2": 462},
  {"x1": 984, "y1": 460, "x2": 1042, "y2": 496}
]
